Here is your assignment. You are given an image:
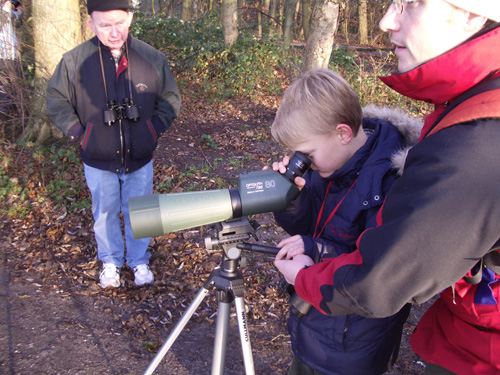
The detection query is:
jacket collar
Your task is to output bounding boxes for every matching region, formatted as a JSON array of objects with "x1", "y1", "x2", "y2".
[{"x1": 379, "y1": 24, "x2": 500, "y2": 136}]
